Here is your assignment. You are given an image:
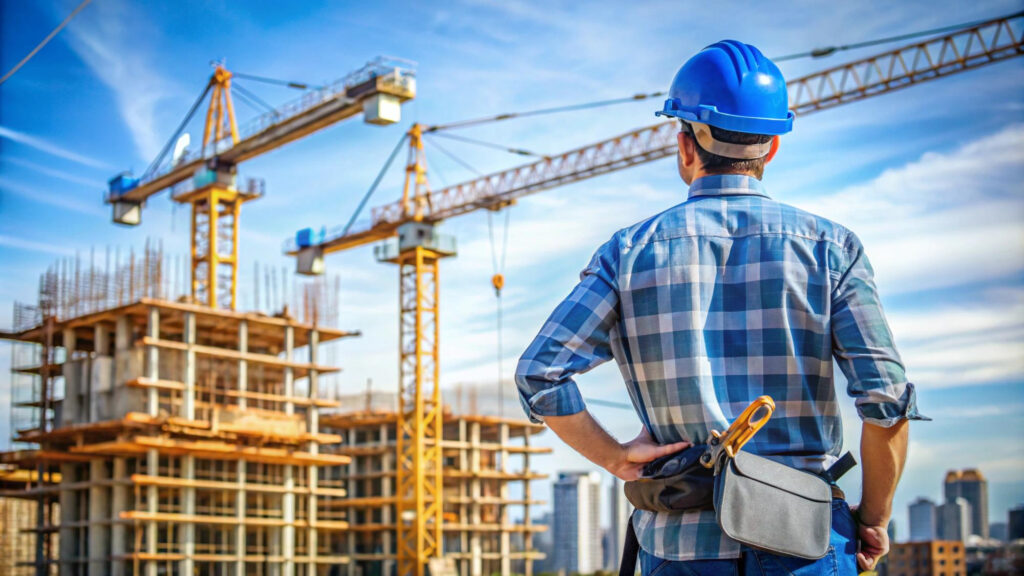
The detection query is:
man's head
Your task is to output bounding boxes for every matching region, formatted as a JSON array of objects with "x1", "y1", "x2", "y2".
[
  {"x1": 656, "y1": 40, "x2": 792, "y2": 184},
  {"x1": 675, "y1": 121, "x2": 776, "y2": 183}
]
